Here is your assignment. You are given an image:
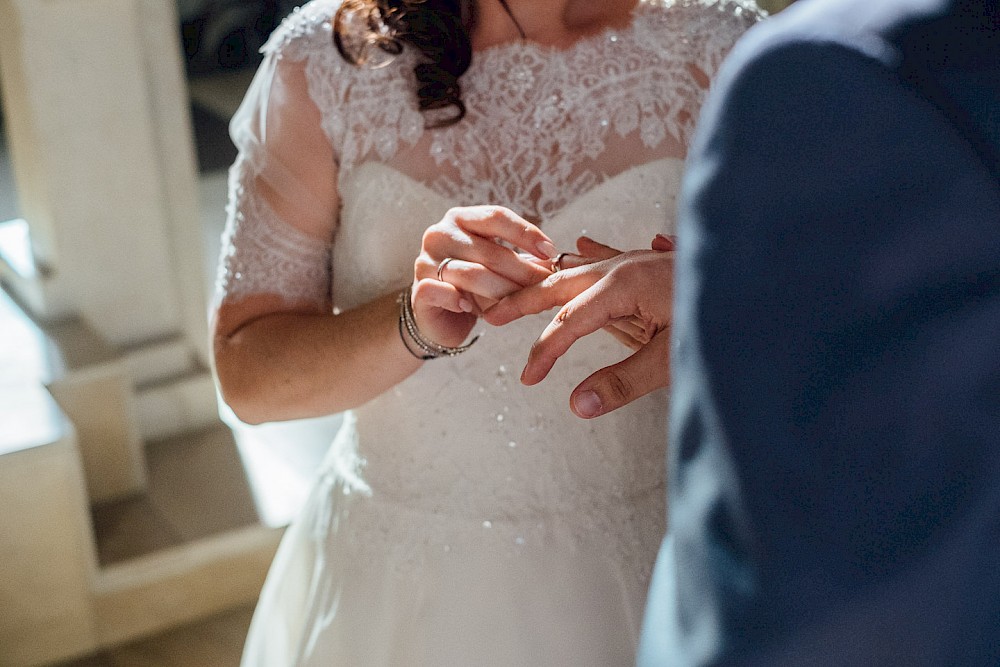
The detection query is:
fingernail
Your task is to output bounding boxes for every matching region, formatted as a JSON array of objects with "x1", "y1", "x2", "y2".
[
  {"x1": 653, "y1": 234, "x2": 677, "y2": 251},
  {"x1": 537, "y1": 240, "x2": 558, "y2": 259},
  {"x1": 459, "y1": 298, "x2": 474, "y2": 313},
  {"x1": 573, "y1": 390, "x2": 603, "y2": 418}
]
